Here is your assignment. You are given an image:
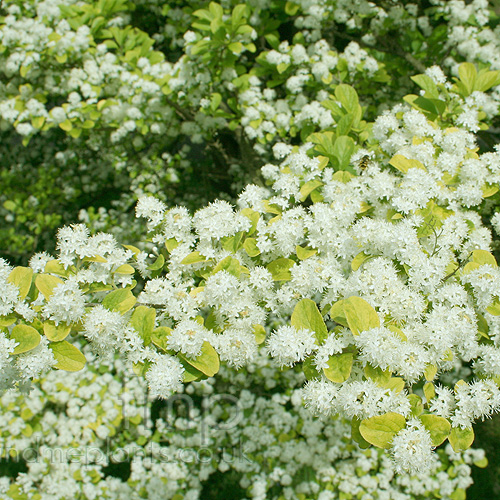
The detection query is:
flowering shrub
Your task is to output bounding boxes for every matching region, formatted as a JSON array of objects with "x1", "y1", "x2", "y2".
[
  {"x1": 0, "y1": 345, "x2": 488, "y2": 499},
  {"x1": 2, "y1": 62, "x2": 500, "y2": 479},
  {"x1": 3, "y1": 0, "x2": 500, "y2": 258},
  {"x1": 2, "y1": 0, "x2": 500, "y2": 495}
]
